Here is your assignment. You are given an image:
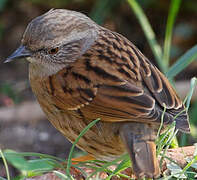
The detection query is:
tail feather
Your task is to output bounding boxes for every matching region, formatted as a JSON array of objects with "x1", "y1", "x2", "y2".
[{"x1": 120, "y1": 123, "x2": 160, "y2": 179}]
